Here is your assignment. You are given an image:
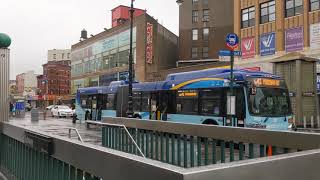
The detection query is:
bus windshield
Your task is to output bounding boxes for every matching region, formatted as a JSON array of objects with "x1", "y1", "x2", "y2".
[{"x1": 248, "y1": 88, "x2": 291, "y2": 117}]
